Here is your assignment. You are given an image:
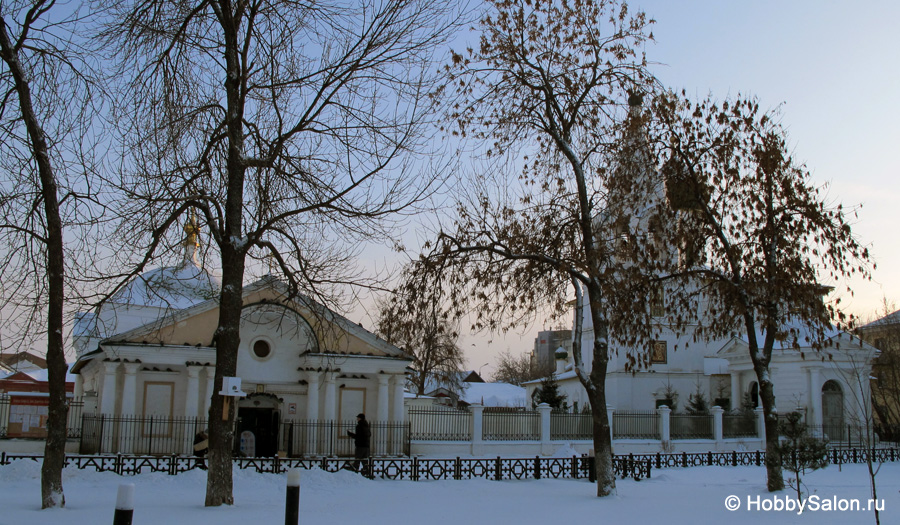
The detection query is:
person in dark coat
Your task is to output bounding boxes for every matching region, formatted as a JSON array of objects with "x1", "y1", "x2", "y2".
[
  {"x1": 347, "y1": 413, "x2": 371, "y2": 475},
  {"x1": 193, "y1": 429, "x2": 209, "y2": 470}
]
